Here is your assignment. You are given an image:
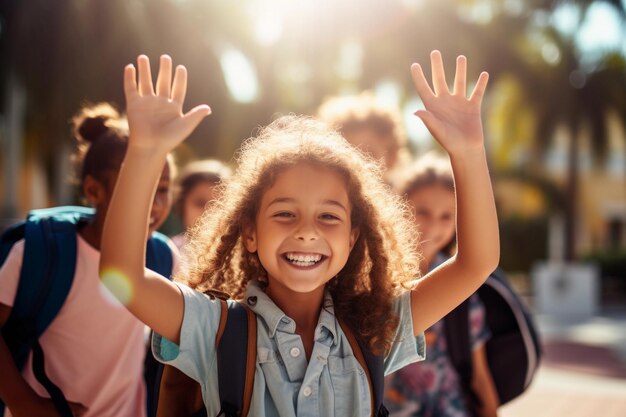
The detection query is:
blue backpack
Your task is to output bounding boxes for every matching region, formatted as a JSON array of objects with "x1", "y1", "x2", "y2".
[{"x1": 0, "y1": 206, "x2": 173, "y2": 417}]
